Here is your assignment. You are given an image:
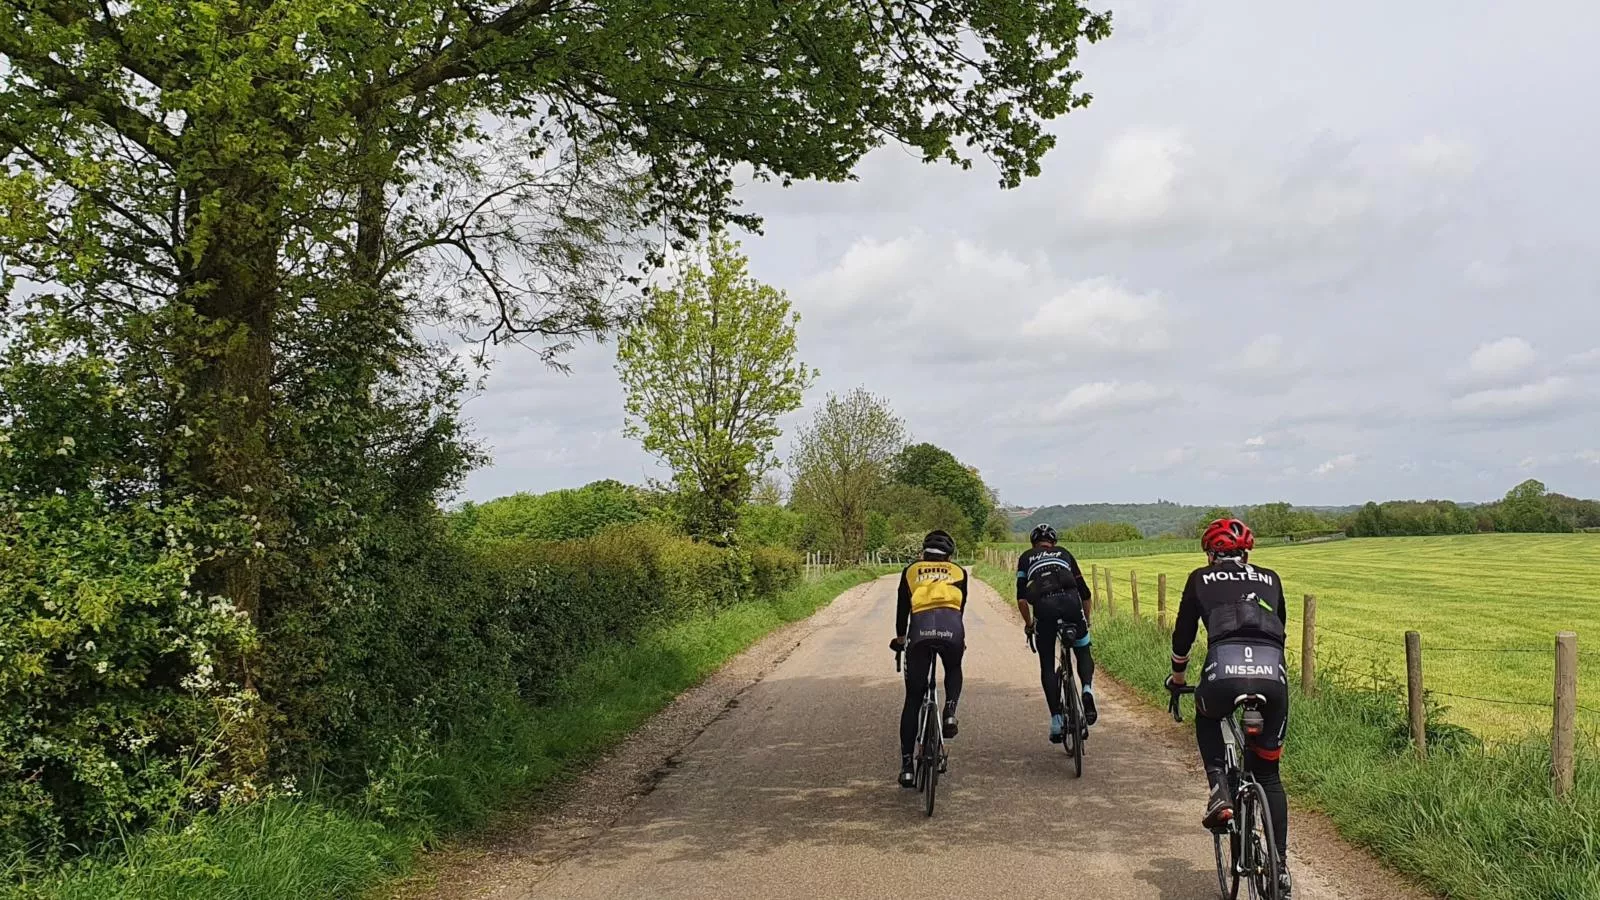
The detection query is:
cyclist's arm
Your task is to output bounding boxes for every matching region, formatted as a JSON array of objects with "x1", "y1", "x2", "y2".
[
  {"x1": 895, "y1": 569, "x2": 912, "y2": 638},
  {"x1": 1014, "y1": 554, "x2": 1033, "y2": 627},
  {"x1": 1170, "y1": 574, "x2": 1202, "y2": 676},
  {"x1": 1068, "y1": 552, "x2": 1092, "y2": 602},
  {"x1": 1276, "y1": 577, "x2": 1289, "y2": 629}
]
